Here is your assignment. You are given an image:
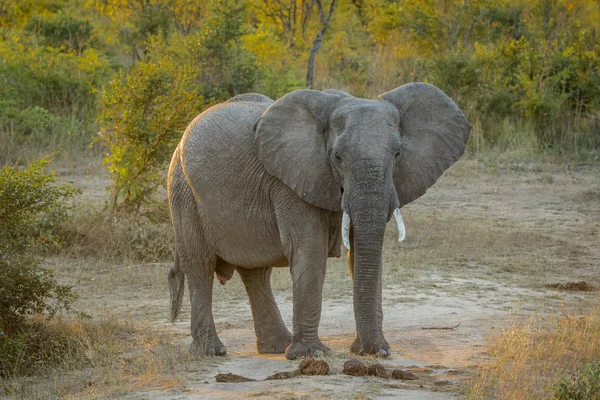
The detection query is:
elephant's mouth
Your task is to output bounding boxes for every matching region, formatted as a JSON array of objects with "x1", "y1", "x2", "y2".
[{"x1": 341, "y1": 208, "x2": 406, "y2": 250}]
